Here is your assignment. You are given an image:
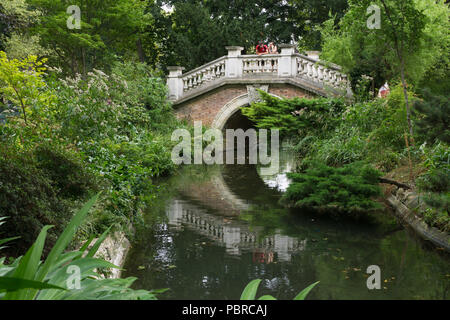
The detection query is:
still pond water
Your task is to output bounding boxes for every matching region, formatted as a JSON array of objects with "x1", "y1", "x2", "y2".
[{"x1": 123, "y1": 150, "x2": 449, "y2": 300}]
